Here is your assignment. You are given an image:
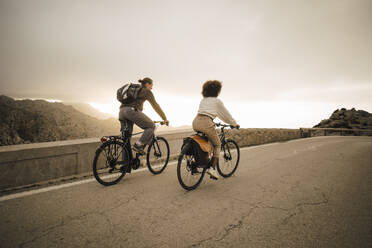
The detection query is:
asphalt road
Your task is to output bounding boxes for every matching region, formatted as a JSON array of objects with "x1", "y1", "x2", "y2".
[{"x1": 1, "y1": 136, "x2": 372, "y2": 248}]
